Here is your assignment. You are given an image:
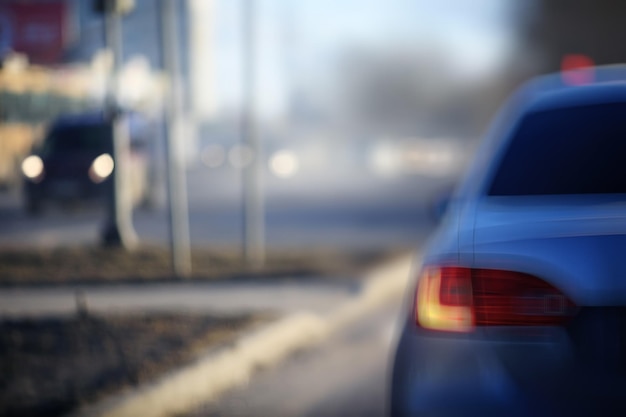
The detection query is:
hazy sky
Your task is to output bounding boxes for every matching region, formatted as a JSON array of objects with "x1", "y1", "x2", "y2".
[{"x1": 213, "y1": 0, "x2": 515, "y2": 116}]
